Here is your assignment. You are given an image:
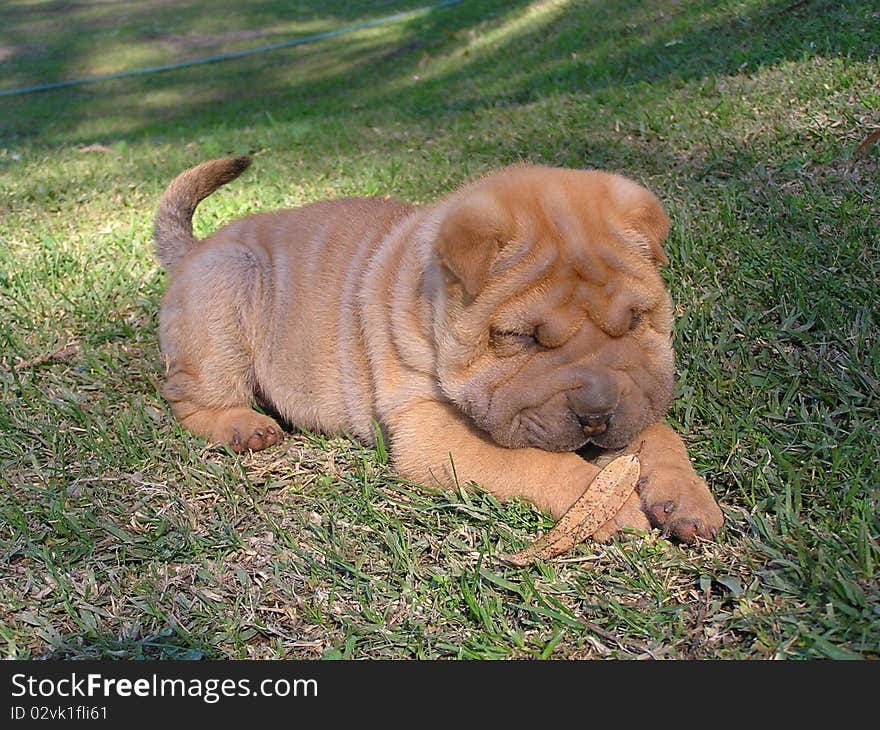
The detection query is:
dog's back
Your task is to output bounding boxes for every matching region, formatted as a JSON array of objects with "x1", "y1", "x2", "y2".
[{"x1": 155, "y1": 157, "x2": 416, "y2": 445}]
